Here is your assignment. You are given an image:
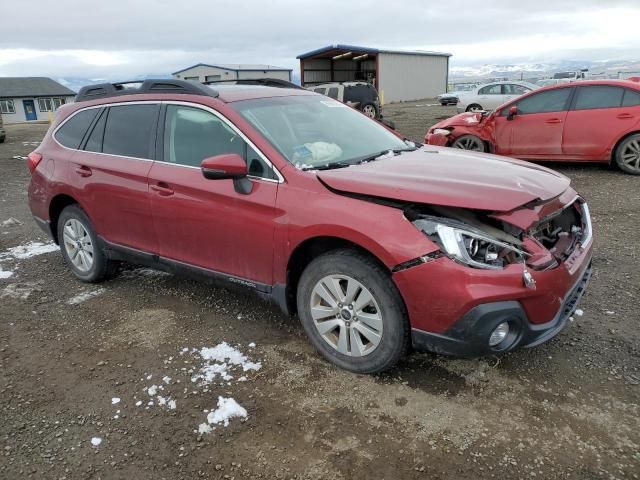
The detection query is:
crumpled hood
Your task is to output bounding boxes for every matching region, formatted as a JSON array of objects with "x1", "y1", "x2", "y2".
[
  {"x1": 433, "y1": 111, "x2": 487, "y2": 128},
  {"x1": 317, "y1": 147, "x2": 570, "y2": 212}
]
